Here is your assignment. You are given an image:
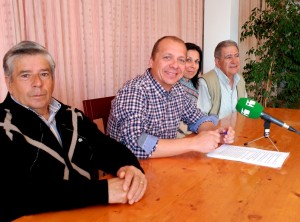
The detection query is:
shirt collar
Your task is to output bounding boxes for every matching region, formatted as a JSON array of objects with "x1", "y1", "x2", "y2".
[
  {"x1": 214, "y1": 67, "x2": 240, "y2": 86},
  {"x1": 10, "y1": 94, "x2": 61, "y2": 119},
  {"x1": 147, "y1": 68, "x2": 180, "y2": 97}
]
